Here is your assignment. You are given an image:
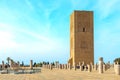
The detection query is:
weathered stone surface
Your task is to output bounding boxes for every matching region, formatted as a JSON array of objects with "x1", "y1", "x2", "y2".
[
  {"x1": 87, "y1": 64, "x2": 91, "y2": 72},
  {"x1": 103, "y1": 64, "x2": 107, "y2": 71},
  {"x1": 114, "y1": 62, "x2": 120, "y2": 75},
  {"x1": 99, "y1": 57, "x2": 103, "y2": 74},
  {"x1": 30, "y1": 60, "x2": 33, "y2": 69},
  {"x1": 73, "y1": 62, "x2": 76, "y2": 70}
]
